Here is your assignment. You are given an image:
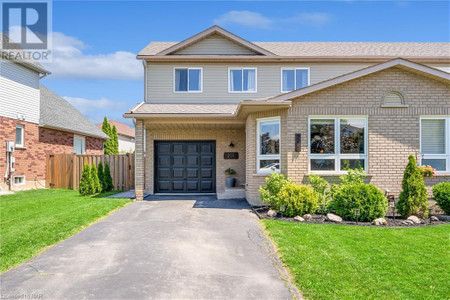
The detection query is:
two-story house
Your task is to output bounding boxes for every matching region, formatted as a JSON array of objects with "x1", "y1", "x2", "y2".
[
  {"x1": 0, "y1": 37, "x2": 108, "y2": 191},
  {"x1": 124, "y1": 26, "x2": 450, "y2": 204}
]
